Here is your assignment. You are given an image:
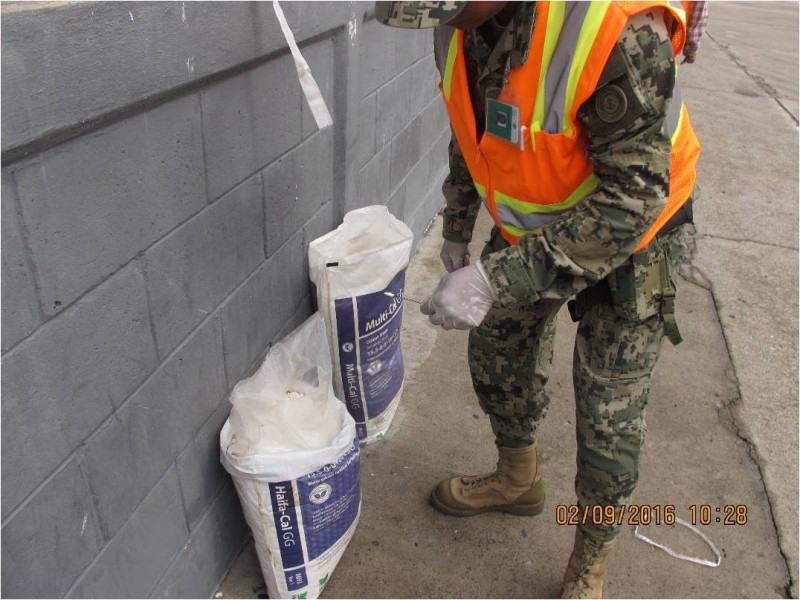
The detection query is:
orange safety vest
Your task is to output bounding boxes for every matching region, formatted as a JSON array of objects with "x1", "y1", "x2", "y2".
[{"x1": 438, "y1": 1, "x2": 701, "y2": 252}]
